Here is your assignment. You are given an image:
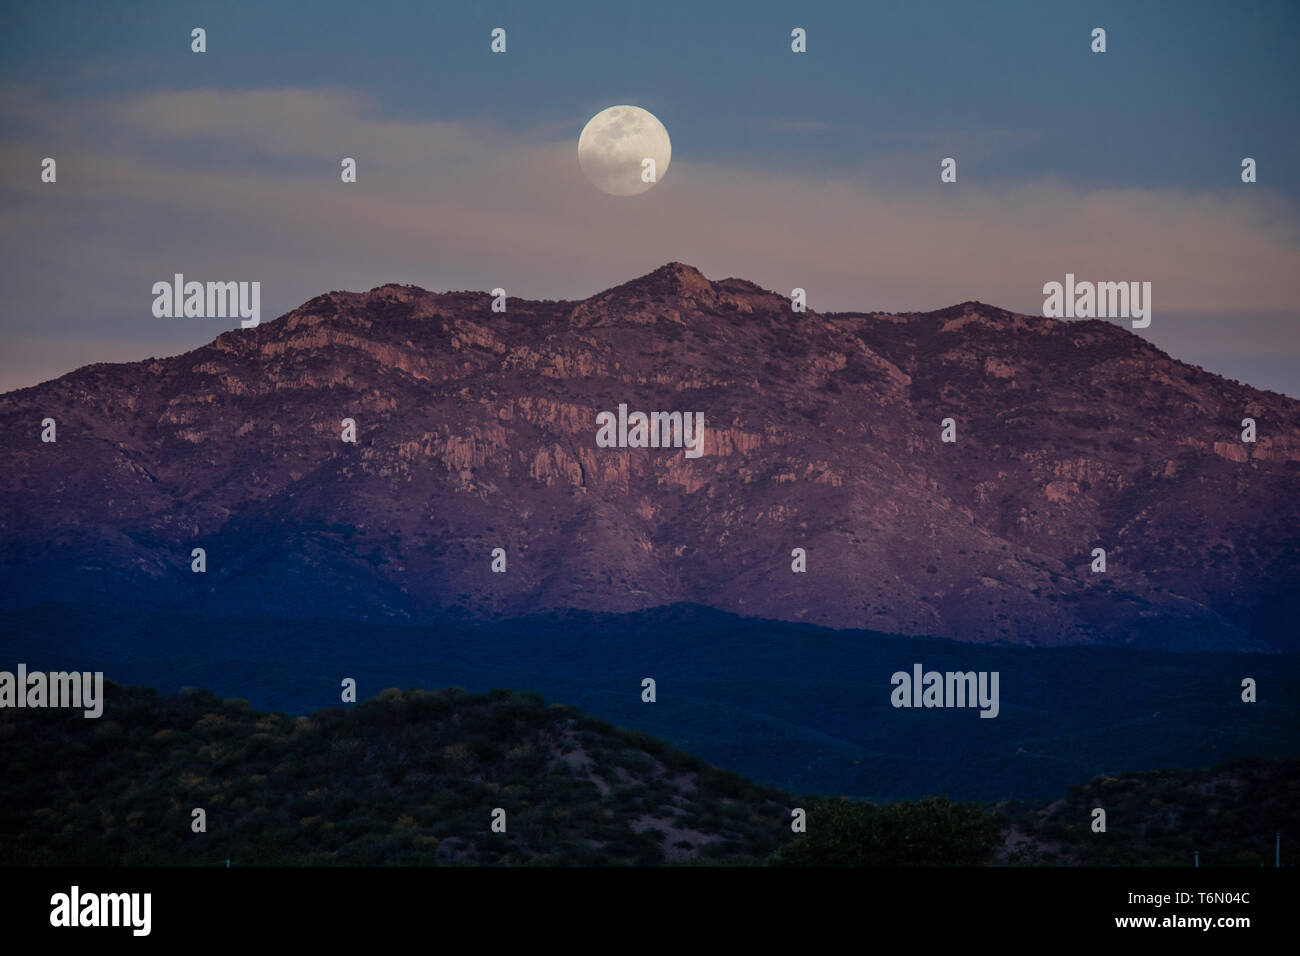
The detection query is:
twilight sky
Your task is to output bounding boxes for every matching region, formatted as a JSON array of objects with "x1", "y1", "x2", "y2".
[{"x1": 1, "y1": 0, "x2": 1298, "y2": 395}]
